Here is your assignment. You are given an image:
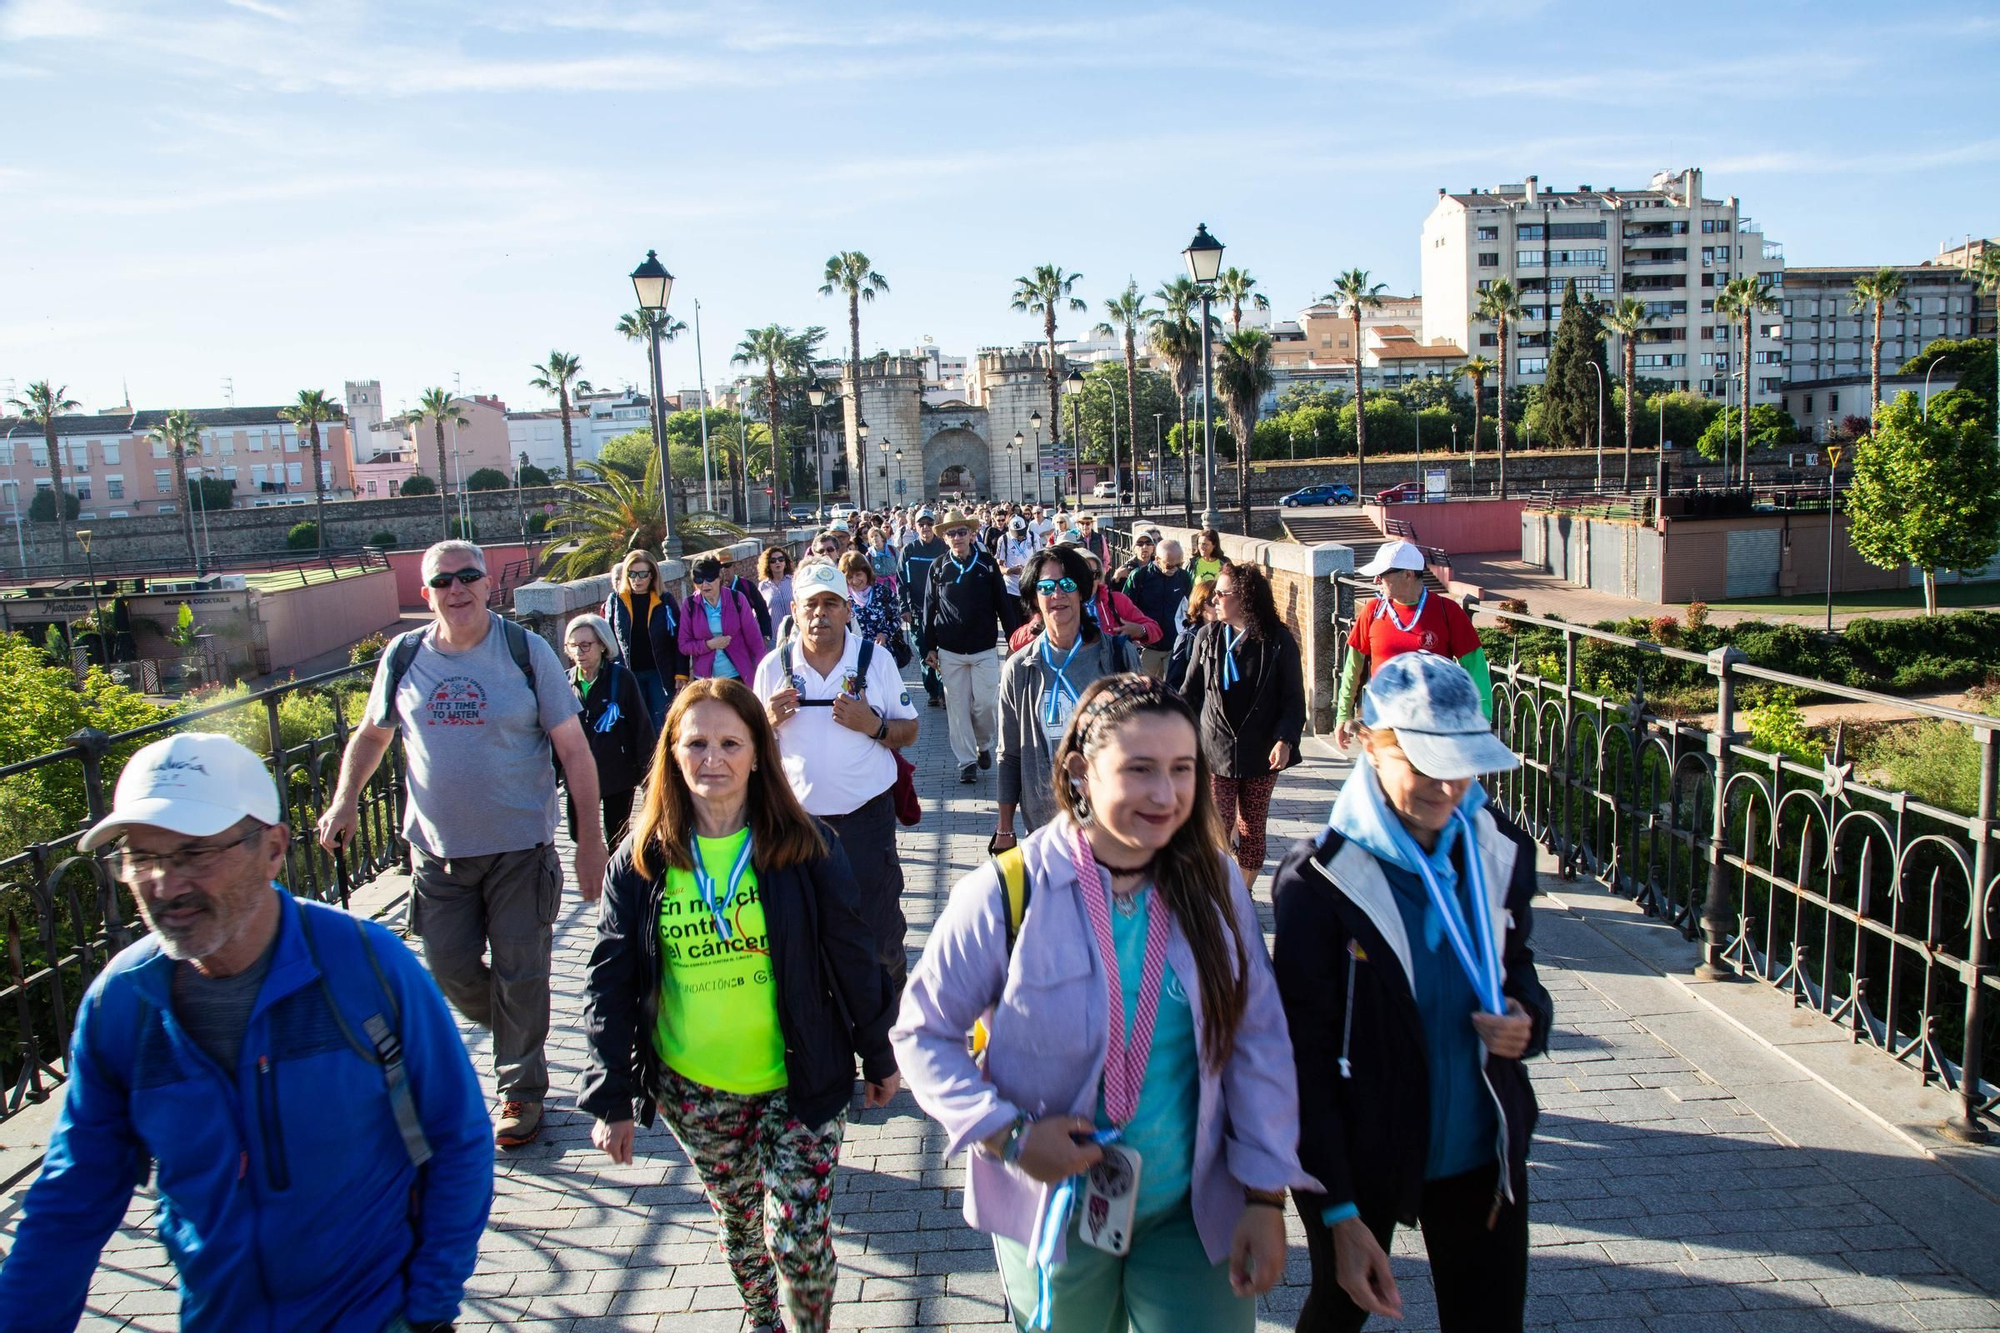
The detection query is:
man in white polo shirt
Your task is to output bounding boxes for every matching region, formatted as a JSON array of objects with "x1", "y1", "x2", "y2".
[{"x1": 753, "y1": 559, "x2": 920, "y2": 989}]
